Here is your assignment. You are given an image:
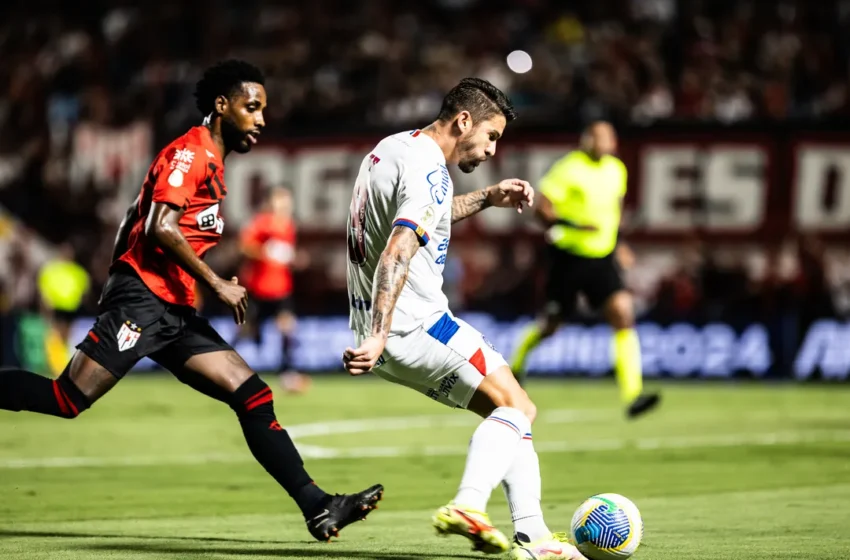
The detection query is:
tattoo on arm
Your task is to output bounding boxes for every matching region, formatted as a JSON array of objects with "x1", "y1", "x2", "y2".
[
  {"x1": 370, "y1": 226, "x2": 421, "y2": 338},
  {"x1": 451, "y1": 189, "x2": 491, "y2": 224}
]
